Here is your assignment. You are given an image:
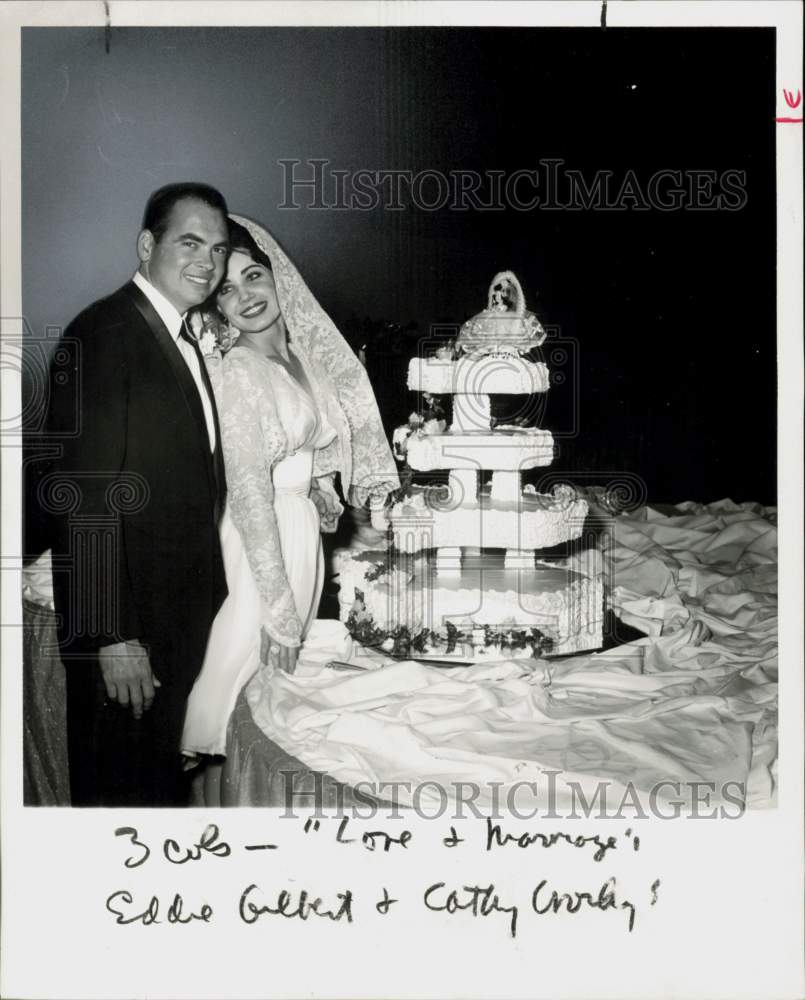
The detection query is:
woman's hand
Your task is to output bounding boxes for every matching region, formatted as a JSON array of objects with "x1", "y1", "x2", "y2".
[
  {"x1": 316, "y1": 503, "x2": 340, "y2": 533},
  {"x1": 260, "y1": 626, "x2": 299, "y2": 675},
  {"x1": 310, "y1": 477, "x2": 343, "y2": 533}
]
